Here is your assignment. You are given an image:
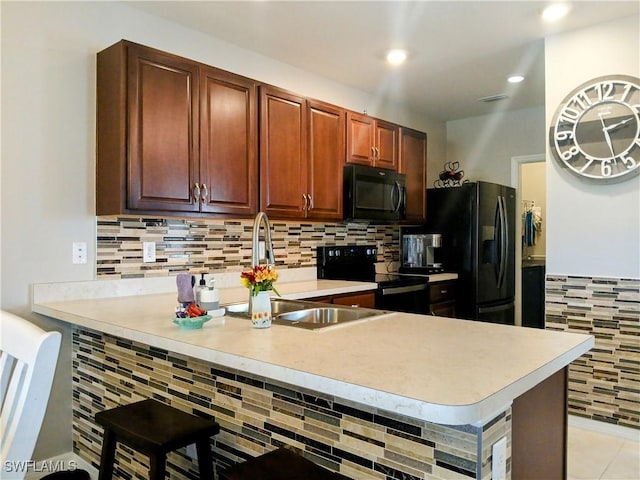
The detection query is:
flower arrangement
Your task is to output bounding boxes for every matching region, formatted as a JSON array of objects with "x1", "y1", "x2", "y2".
[{"x1": 240, "y1": 265, "x2": 280, "y2": 297}]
